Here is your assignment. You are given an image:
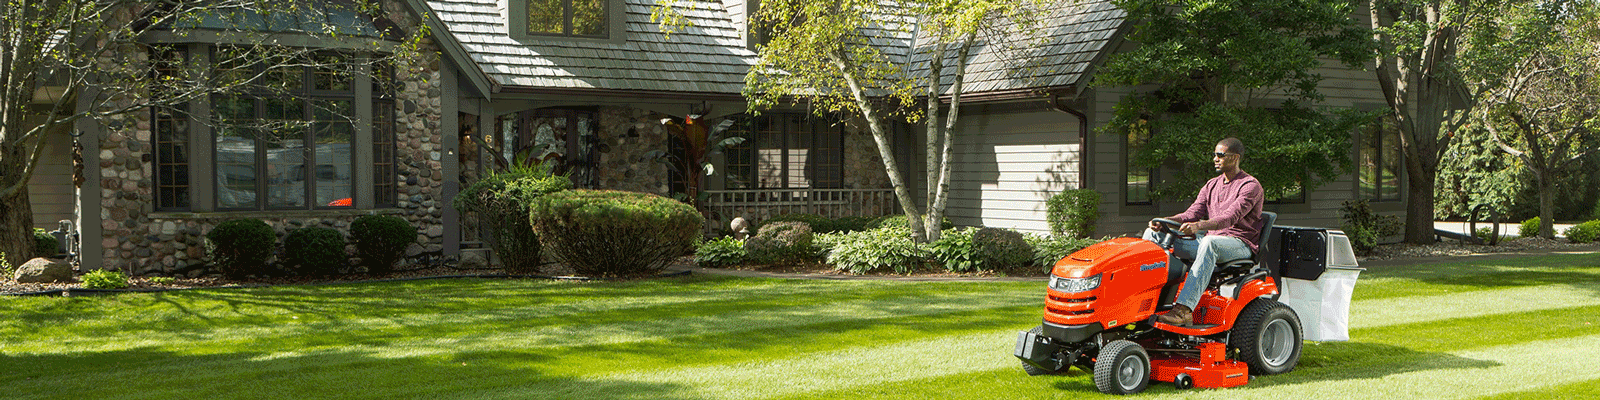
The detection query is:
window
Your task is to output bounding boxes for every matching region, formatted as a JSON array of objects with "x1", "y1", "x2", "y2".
[
  {"x1": 722, "y1": 114, "x2": 843, "y2": 189},
  {"x1": 1361, "y1": 115, "x2": 1402, "y2": 202},
  {"x1": 209, "y1": 50, "x2": 369, "y2": 210},
  {"x1": 372, "y1": 63, "x2": 397, "y2": 207},
  {"x1": 1125, "y1": 118, "x2": 1154, "y2": 205},
  {"x1": 153, "y1": 46, "x2": 191, "y2": 211},
  {"x1": 524, "y1": 0, "x2": 607, "y2": 37}
]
